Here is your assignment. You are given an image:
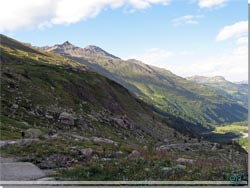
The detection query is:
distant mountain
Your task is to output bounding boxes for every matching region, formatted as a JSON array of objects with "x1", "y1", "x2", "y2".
[
  {"x1": 46, "y1": 42, "x2": 248, "y2": 128},
  {"x1": 45, "y1": 41, "x2": 120, "y2": 59},
  {"x1": 234, "y1": 80, "x2": 248, "y2": 85},
  {"x1": 187, "y1": 75, "x2": 248, "y2": 107}
]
